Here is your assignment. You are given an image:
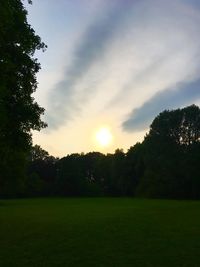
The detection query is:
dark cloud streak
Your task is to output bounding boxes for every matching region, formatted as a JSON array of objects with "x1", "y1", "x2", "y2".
[{"x1": 122, "y1": 79, "x2": 200, "y2": 132}]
